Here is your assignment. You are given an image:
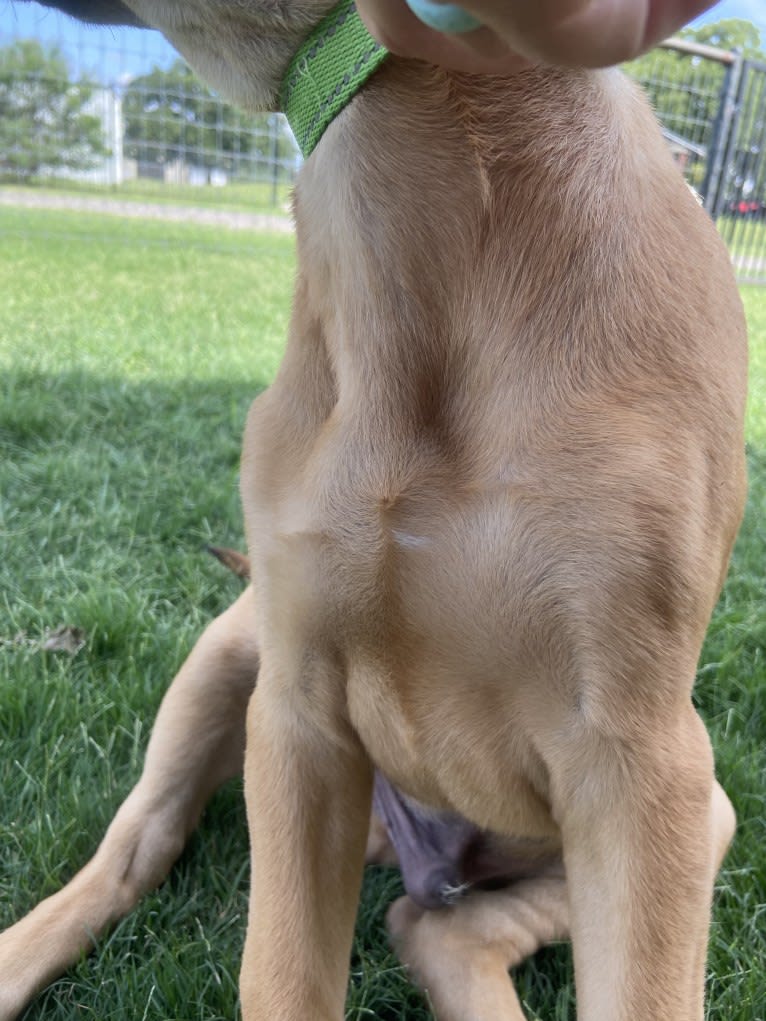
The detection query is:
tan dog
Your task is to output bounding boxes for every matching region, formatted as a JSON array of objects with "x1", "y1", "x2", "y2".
[{"x1": 0, "y1": 2, "x2": 747, "y2": 1019}]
